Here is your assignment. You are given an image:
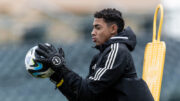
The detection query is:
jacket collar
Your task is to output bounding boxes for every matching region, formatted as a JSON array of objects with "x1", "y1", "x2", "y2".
[{"x1": 94, "y1": 26, "x2": 136, "y2": 52}]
